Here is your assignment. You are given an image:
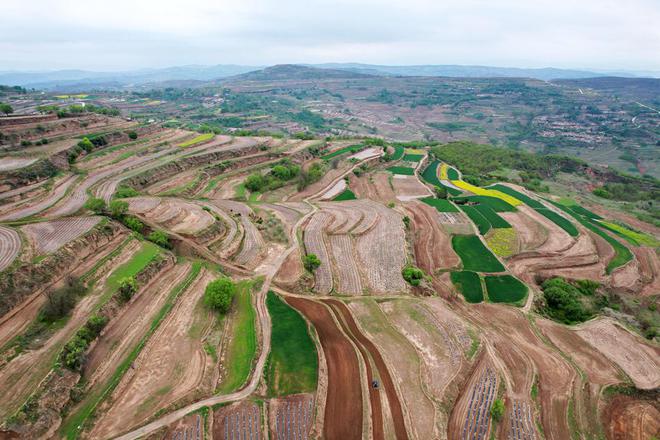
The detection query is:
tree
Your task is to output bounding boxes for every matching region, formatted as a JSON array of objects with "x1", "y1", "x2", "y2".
[
  {"x1": 244, "y1": 173, "x2": 266, "y2": 192},
  {"x1": 0, "y1": 103, "x2": 13, "y2": 116},
  {"x1": 204, "y1": 278, "x2": 236, "y2": 314},
  {"x1": 402, "y1": 265, "x2": 425, "y2": 286},
  {"x1": 118, "y1": 277, "x2": 137, "y2": 301},
  {"x1": 434, "y1": 185, "x2": 447, "y2": 199},
  {"x1": 123, "y1": 216, "x2": 144, "y2": 233},
  {"x1": 78, "y1": 137, "x2": 94, "y2": 153},
  {"x1": 491, "y1": 399, "x2": 505, "y2": 422},
  {"x1": 84, "y1": 197, "x2": 107, "y2": 214},
  {"x1": 148, "y1": 230, "x2": 170, "y2": 248},
  {"x1": 108, "y1": 199, "x2": 128, "y2": 218},
  {"x1": 303, "y1": 254, "x2": 321, "y2": 272},
  {"x1": 402, "y1": 216, "x2": 411, "y2": 228},
  {"x1": 127, "y1": 130, "x2": 138, "y2": 140}
]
